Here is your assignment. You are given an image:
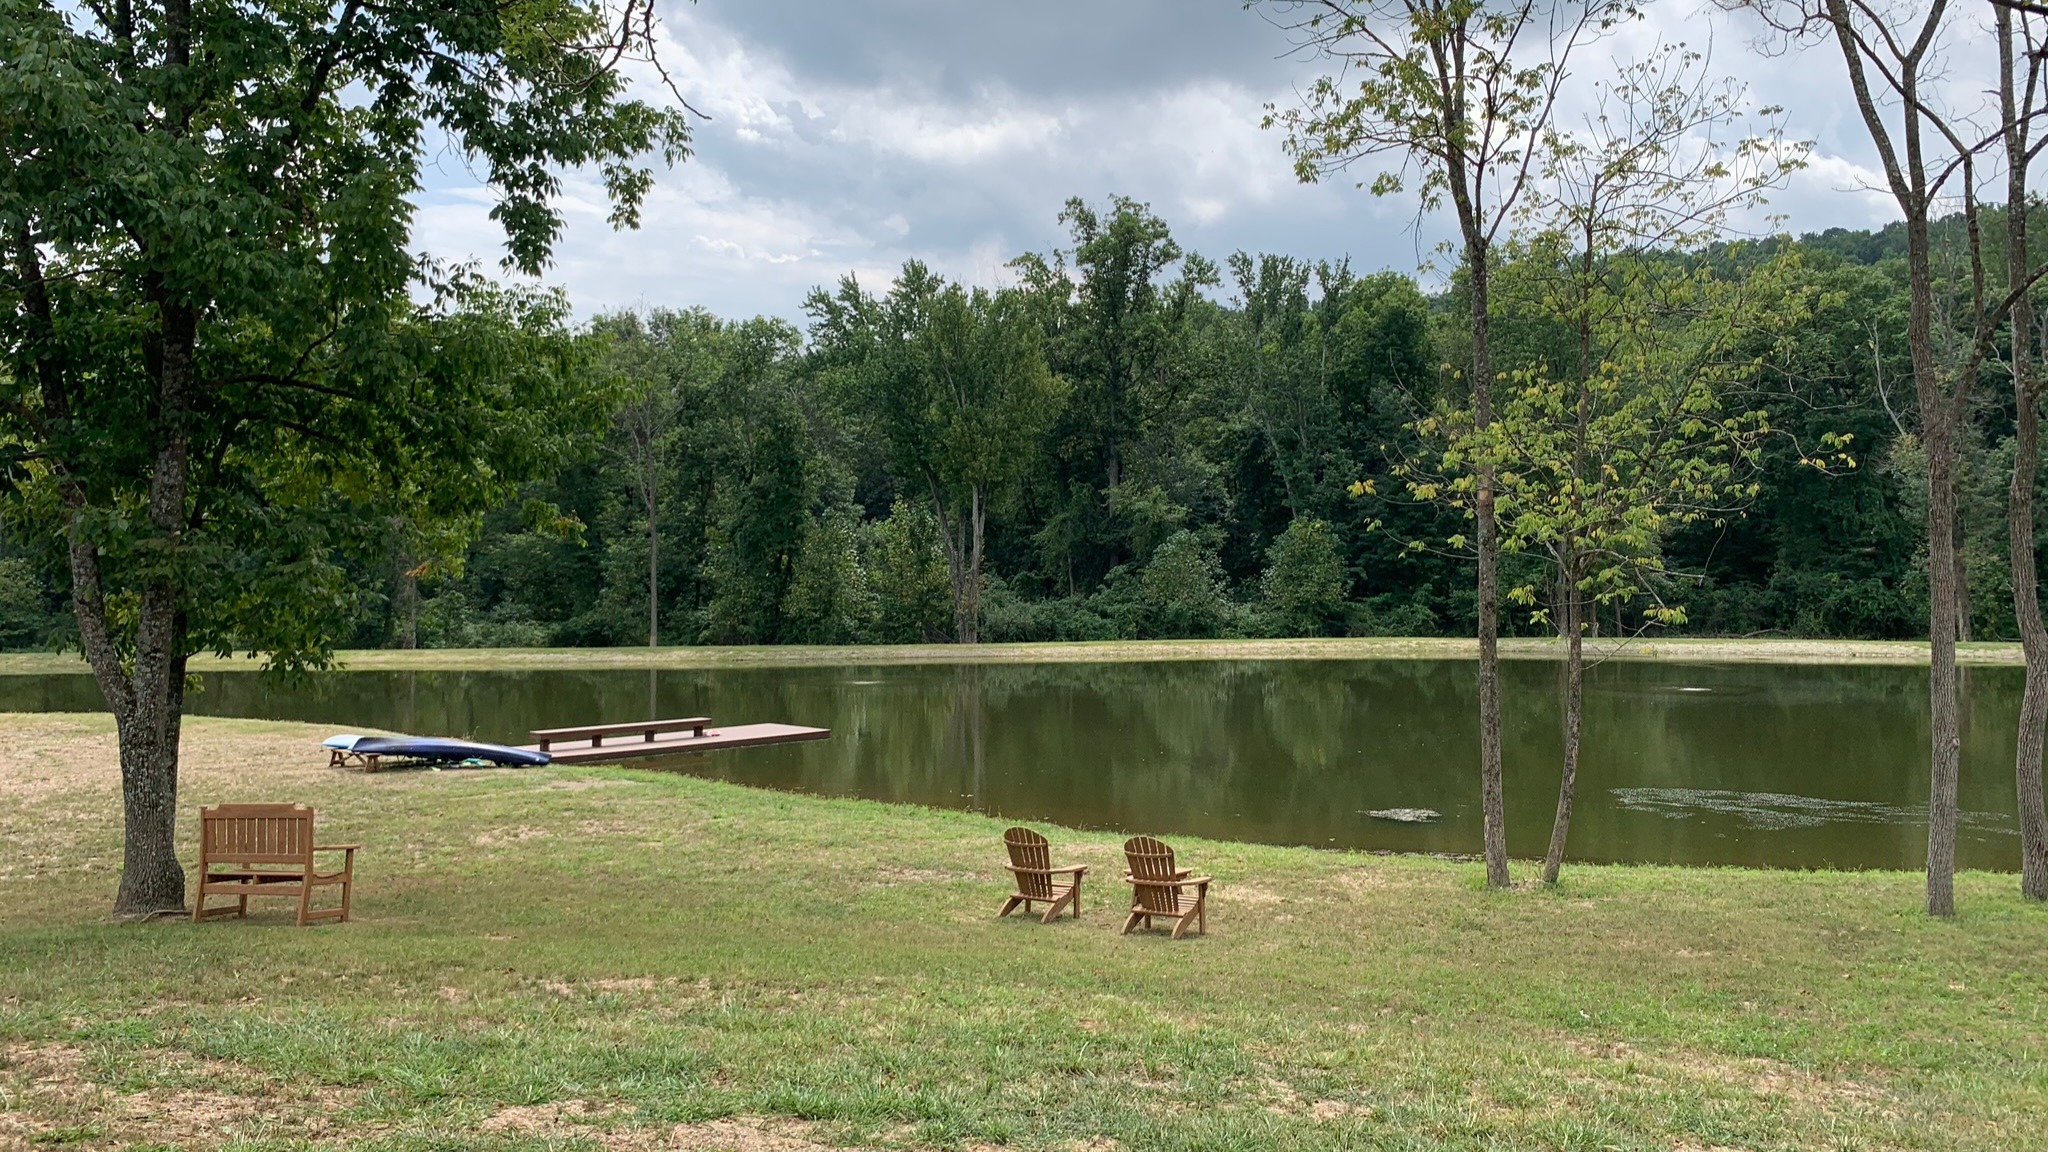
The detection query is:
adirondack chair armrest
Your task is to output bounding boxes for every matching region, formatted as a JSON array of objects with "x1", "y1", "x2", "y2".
[
  {"x1": 1005, "y1": 863, "x2": 1088, "y2": 876},
  {"x1": 1124, "y1": 873, "x2": 1210, "y2": 890}
]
